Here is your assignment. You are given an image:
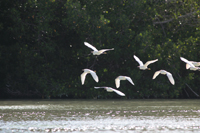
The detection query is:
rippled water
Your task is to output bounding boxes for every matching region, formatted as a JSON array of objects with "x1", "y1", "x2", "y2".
[{"x1": 0, "y1": 99, "x2": 200, "y2": 132}]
